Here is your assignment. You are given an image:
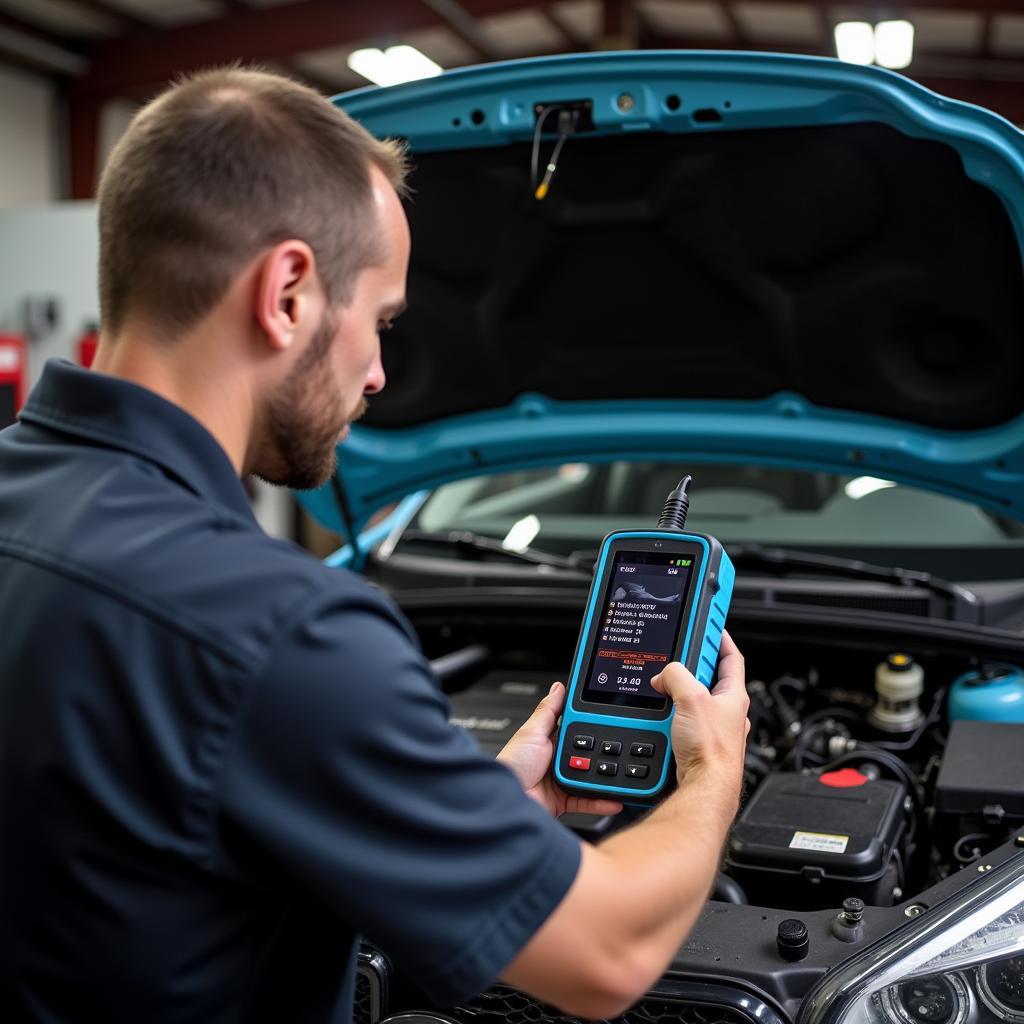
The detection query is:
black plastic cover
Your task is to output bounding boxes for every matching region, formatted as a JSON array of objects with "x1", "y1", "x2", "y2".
[
  {"x1": 725, "y1": 772, "x2": 906, "y2": 908},
  {"x1": 935, "y1": 720, "x2": 1024, "y2": 818}
]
